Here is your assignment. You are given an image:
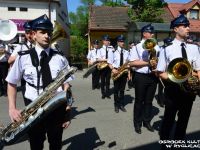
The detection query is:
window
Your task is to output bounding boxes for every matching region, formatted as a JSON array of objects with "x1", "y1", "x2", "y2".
[
  {"x1": 8, "y1": 7, "x2": 16, "y2": 11},
  {"x1": 20, "y1": 7, "x2": 28, "y2": 12},
  {"x1": 189, "y1": 9, "x2": 199, "y2": 19}
]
